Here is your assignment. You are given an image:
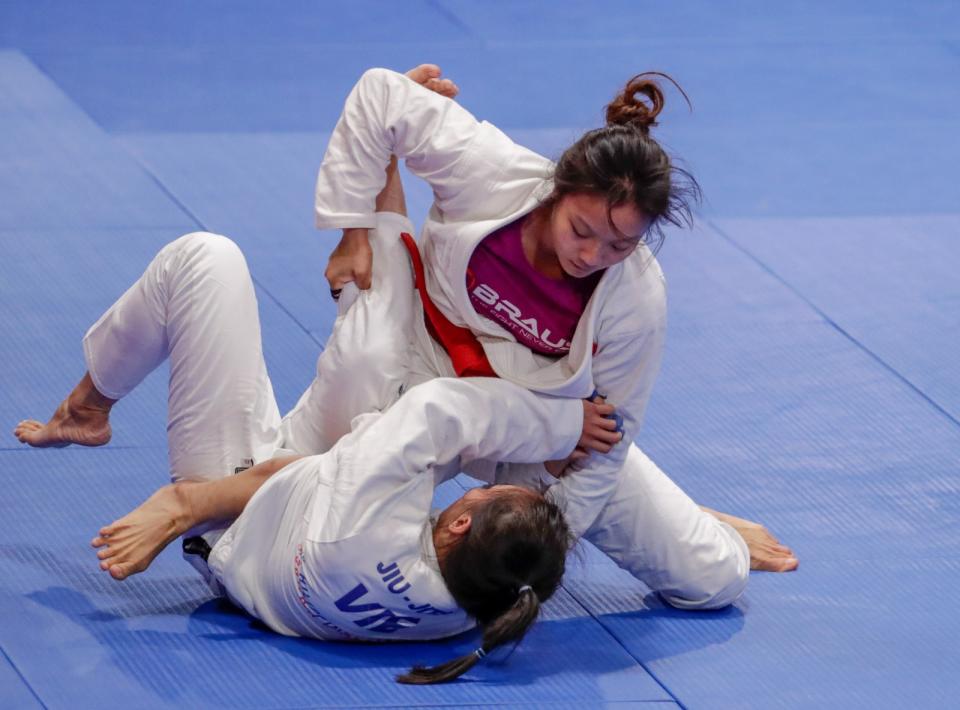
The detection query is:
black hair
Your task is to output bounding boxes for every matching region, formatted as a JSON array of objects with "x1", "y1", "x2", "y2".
[
  {"x1": 396, "y1": 490, "x2": 573, "y2": 684},
  {"x1": 542, "y1": 72, "x2": 702, "y2": 253}
]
